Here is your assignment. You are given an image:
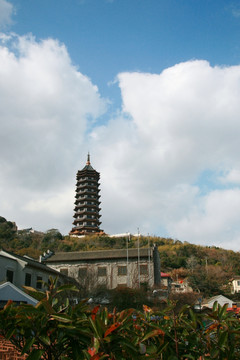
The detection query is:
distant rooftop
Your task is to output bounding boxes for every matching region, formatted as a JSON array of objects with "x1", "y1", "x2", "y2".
[{"x1": 45, "y1": 248, "x2": 152, "y2": 263}]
